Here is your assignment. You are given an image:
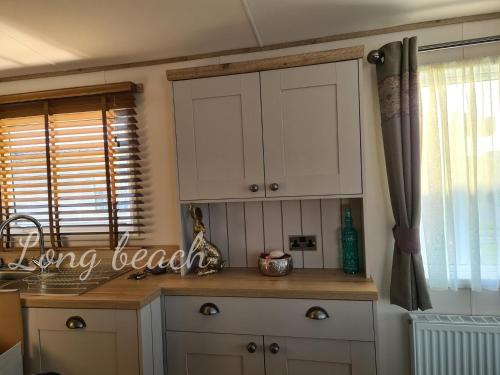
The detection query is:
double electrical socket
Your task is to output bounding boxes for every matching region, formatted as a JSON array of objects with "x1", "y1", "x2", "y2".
[{"x1": 289, "y1": 235, "x2": 317, "y2": 251}]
